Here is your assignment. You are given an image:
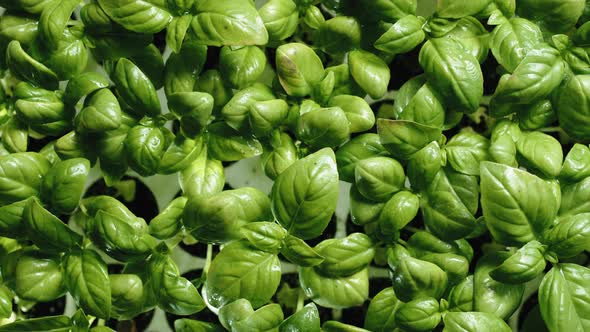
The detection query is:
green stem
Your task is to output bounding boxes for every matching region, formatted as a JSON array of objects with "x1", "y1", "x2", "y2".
[
  {"x1": 203, "y1": 244, "x2": 213, "y2": 274},
  {"x1": 296, "y1": 287, "x2": 305, "y2": 312}
]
